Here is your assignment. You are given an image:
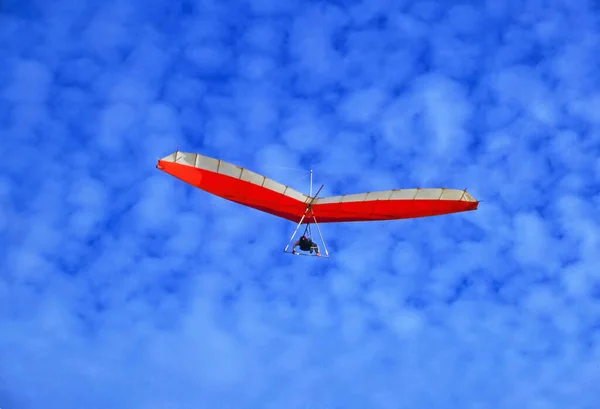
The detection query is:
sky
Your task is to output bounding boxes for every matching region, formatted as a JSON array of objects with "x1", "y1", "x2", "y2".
[{"x1": 1, "y1": 0, "x2": 600, "y2": 408}]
